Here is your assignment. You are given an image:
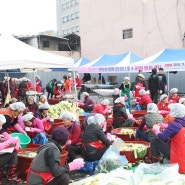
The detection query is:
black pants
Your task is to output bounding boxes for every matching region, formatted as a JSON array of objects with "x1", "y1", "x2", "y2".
[
  {"x1": 0, "y1": 152, "x2": 18, "y2": 167},
  {"x1": 66, "y1": 145, "x2": 82, "y2": 162},
  {"x1": 81, "y1": 105, "x2": 93, "y2": 113},
  {"x1": 82, "y1": 146, "x2": 109, "y2": 162},
  {"x1": 150, "y1": 137, "x2": 170, "y2": 159},
  {"x1": 47, "y1": 173, "x2": 69, "y2": 185},
  {"x1": 47, "y1": 92, "x2": 53, "y2": 99},
  {"x1": 150, "y1": 90, "x2": 159, "y2": 104}
]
